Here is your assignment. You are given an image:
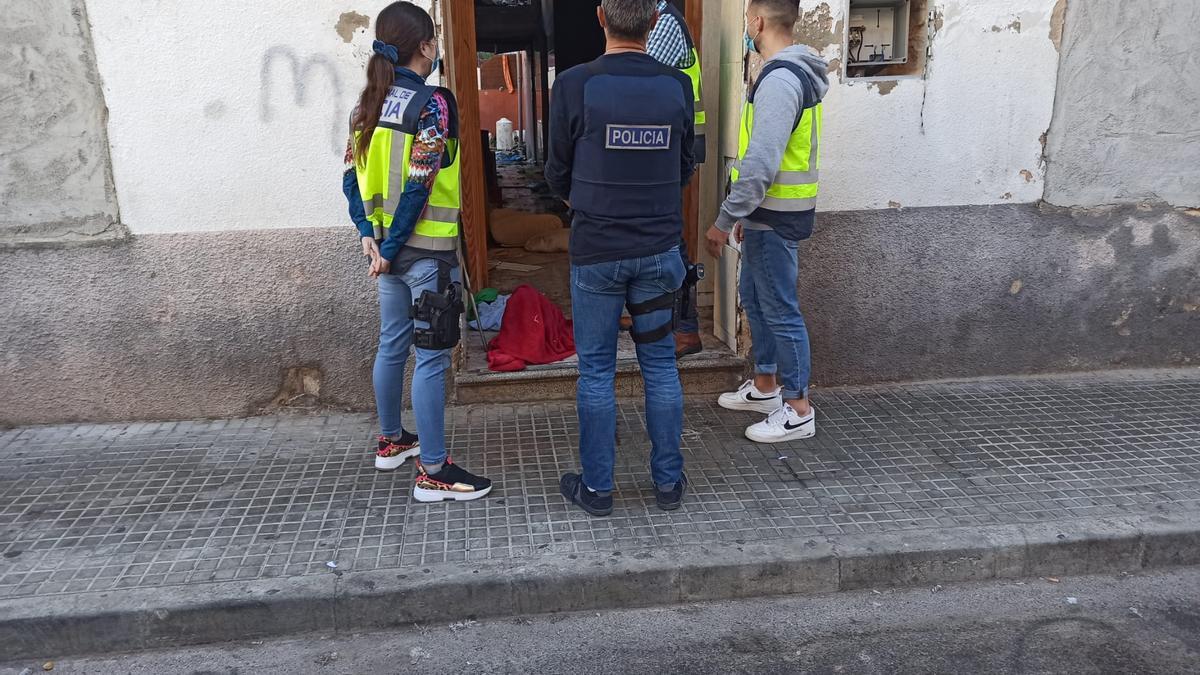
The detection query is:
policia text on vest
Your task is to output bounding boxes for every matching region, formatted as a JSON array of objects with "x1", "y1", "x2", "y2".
[{"x1": 544, "y1": 52, "x2": 695, "y2": 266}]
